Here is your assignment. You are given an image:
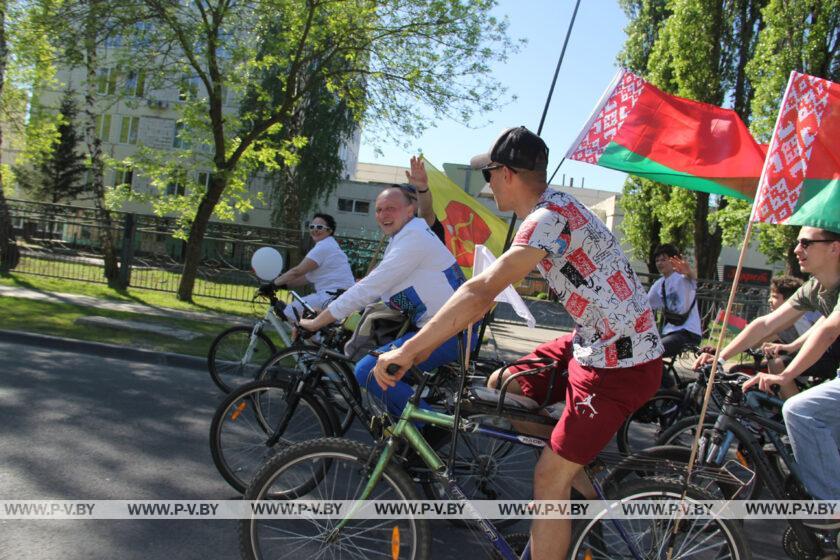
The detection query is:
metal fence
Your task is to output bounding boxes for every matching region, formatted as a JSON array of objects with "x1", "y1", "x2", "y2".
[
  {"x1": 7, "y1": 199, "x2": 382, "y2": 302},
  {"x1": 7, "y1": 199, "x2": 771, "y2": 332}
]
